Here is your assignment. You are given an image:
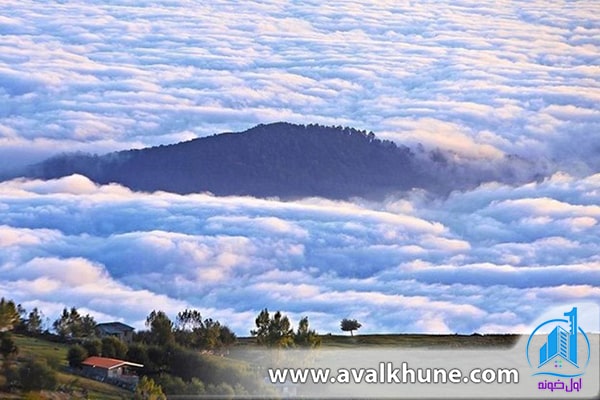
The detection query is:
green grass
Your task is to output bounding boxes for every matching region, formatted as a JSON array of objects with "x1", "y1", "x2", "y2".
[
  {"x1": 318, "y1": 333, "x2": 520, "y2": 348},
  {"x1": 54, "y1": 372, "x2": 130, "y2": 400},
  {"x1": 237, "y1": 333, "x2": 520, "y2": 348},
  {"x1": 3, "y1": 334, "x2": 131, "y2": 400},
  {"x1": 12, "y1": 335, "x2": 69, "y2": 368}
]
